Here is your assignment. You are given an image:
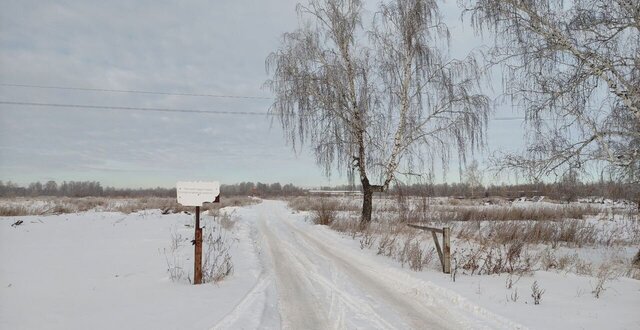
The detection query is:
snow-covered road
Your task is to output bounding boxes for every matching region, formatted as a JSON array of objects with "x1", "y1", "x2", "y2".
[{"x1": 215, "y1": 200, "x2": 518, "y2": 329}]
